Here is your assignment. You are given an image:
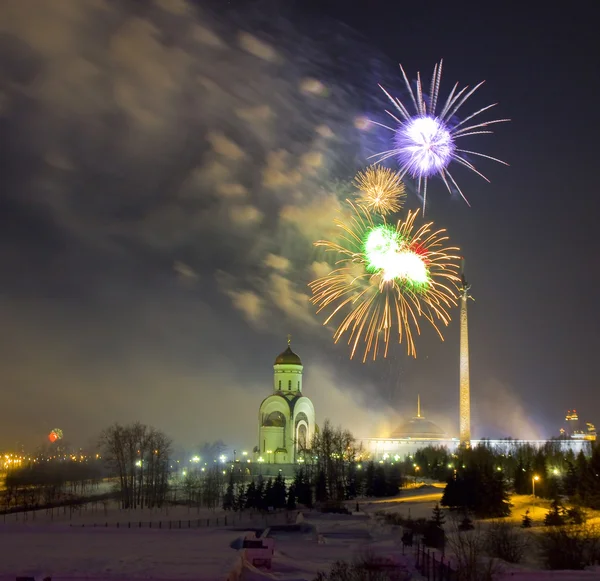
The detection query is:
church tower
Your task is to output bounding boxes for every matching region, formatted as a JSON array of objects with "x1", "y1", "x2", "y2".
[
  {"x1": 459, "y1": 261, "x2": 472, "y2": 446},
  {"x1": 257, "y1": 337, "x2": 316, "y2": 464}
]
